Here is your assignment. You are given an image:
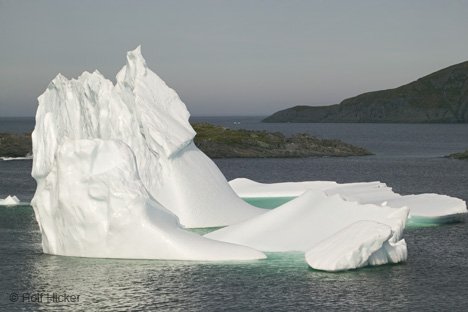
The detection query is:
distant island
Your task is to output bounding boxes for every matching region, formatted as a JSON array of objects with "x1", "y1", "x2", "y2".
[
  {"x1": 192, "y1": 123, "x2": 371, "y2": 157},
  {"x1": 448, "y1": 150, "x2": 468, "y2": 160},
  {"x1": 264, "y1": 60, "x2": 468, "y2": 123},
  {"x1": 0, "y1": 123, "x2": 371, "y2": 159},
  {"x1": 0, "y1": 133, "x2": 31, "y2": 158}
]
